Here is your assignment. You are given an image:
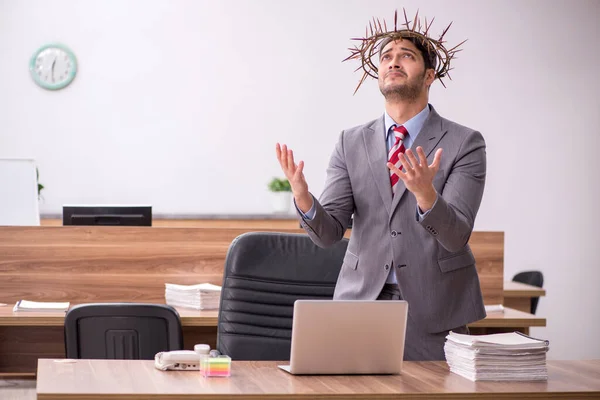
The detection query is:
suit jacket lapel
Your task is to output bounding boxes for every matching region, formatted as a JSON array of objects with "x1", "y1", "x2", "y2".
[
  {"x1": 389, "y1": 105, "x2": 448, "y2": 219},
  {"x1": 364, "y1": 116, "x2": 393, "y2": 212}
]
